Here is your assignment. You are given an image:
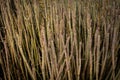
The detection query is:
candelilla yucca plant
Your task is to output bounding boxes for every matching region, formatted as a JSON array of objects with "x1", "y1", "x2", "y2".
[{"x1": 0, "y1": 0, "x2": 120, "y2": 80}]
